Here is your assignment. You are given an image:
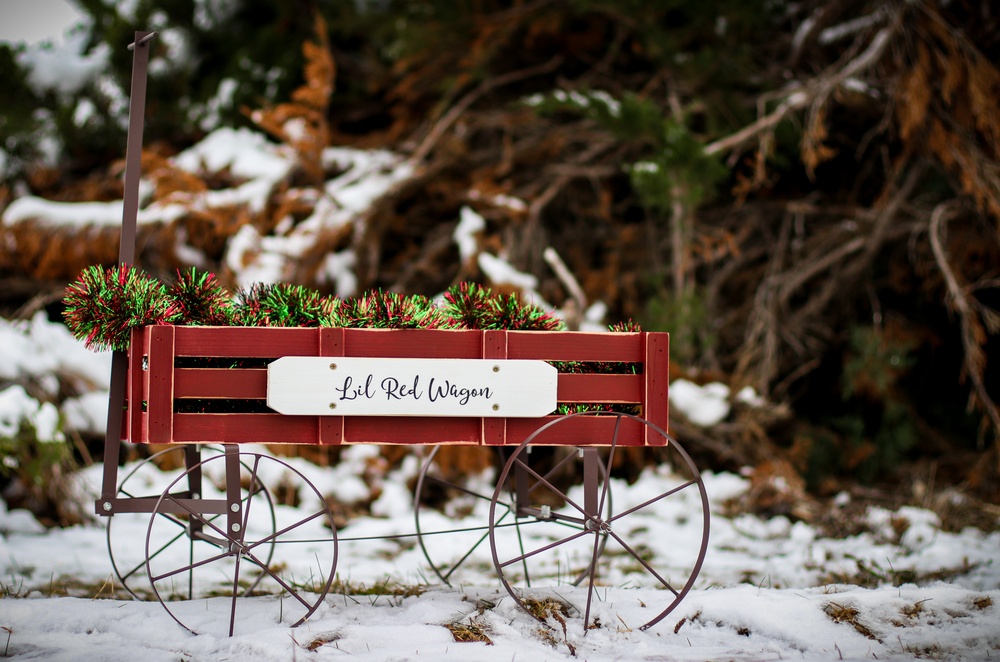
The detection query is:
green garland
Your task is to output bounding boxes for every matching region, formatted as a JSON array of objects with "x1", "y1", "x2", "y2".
[
  {"x1": 442, "y1": 282, "x2": 563, "y2": 331},
  {"x1": 63, "y1": 265, "x2": 632, "y2": 351},
  {"x1": 234, "y1": 282, "x2": 340, "y2": 327}
]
